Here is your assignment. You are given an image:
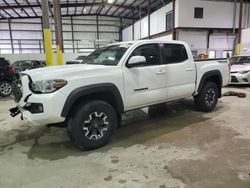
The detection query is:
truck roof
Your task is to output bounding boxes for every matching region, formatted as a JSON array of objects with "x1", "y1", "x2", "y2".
[{"x1": 108, "y1": 40, "x2": 187, "y2": 47}]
